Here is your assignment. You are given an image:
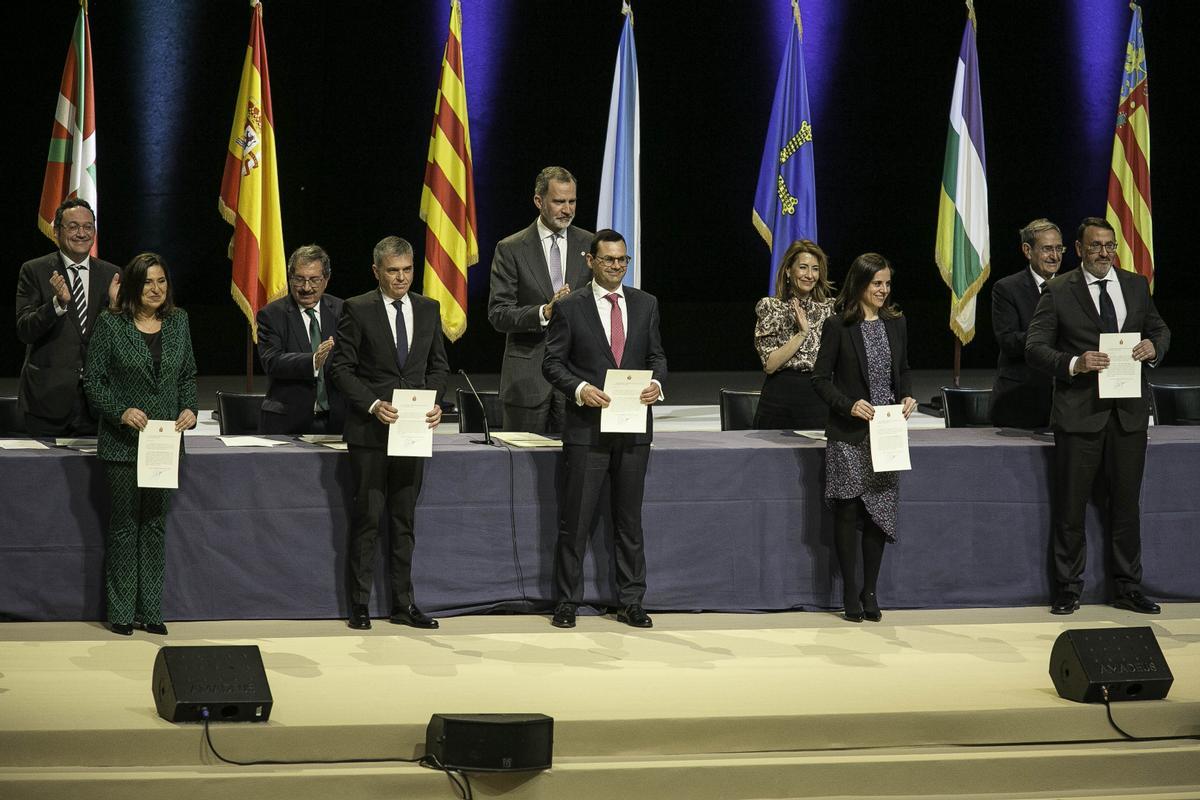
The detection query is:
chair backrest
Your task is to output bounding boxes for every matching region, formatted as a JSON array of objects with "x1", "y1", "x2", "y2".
[
  {"x1": 1150, "y1": 383, "x2": 1200, "y2": 426},
  {"x1": 940, "y1": 386, "x2": 993, "y2": 428},
  {"x1": 455, "y1": 388, "x2": 503, "y2": 434},
  {"x1": 0, "y1": 396, "x2": 25, "y2": 436},
  {"x1": 216, "y1": 391, "x2": 266, "y2": 435},
  {"x1": 719, "y1": 389, "x2": 760, "y2": 431}
]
